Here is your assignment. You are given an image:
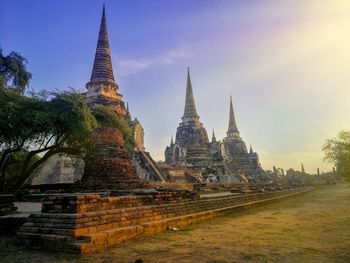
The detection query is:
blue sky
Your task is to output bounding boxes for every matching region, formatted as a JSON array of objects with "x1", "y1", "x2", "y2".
[{"x1": 2, "y1": 0, "x2": 350, "y2": 173}]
